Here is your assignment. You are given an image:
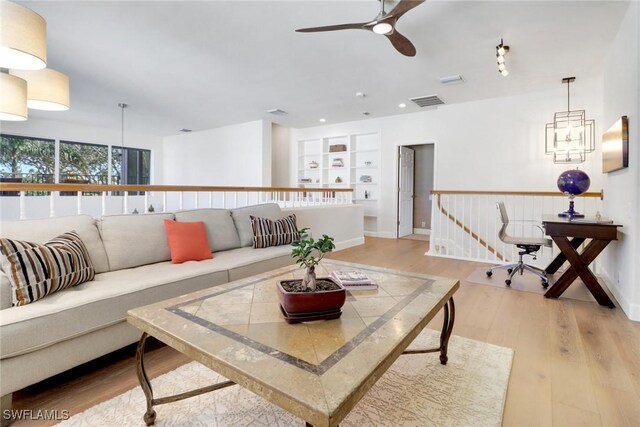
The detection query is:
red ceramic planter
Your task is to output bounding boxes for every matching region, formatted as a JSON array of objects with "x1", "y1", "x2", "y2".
[{"x1": 277, "y1": 278, "x2": 346, "y2": 315}]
